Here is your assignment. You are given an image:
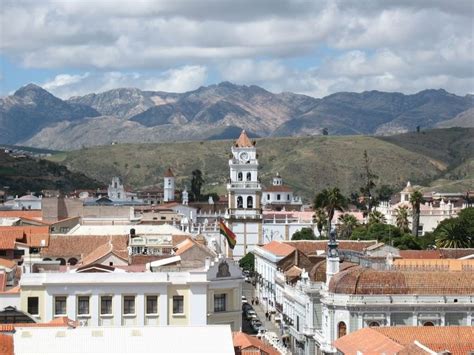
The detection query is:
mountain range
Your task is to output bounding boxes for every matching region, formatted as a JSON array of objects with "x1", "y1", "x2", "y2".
[{"x1": 1, "y1": 82, "x2": 472, "y2": 150}]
